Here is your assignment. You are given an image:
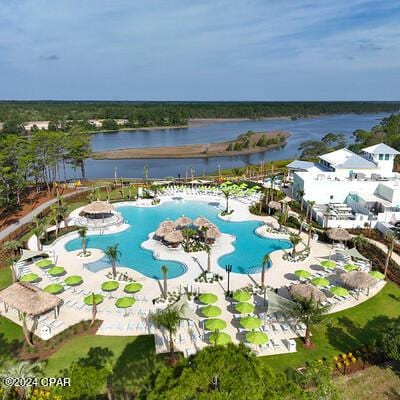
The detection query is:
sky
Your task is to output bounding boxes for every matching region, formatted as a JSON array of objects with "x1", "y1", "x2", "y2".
[{"x1": 0, "y1": 0, "x2": 400, "y2": 101}]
